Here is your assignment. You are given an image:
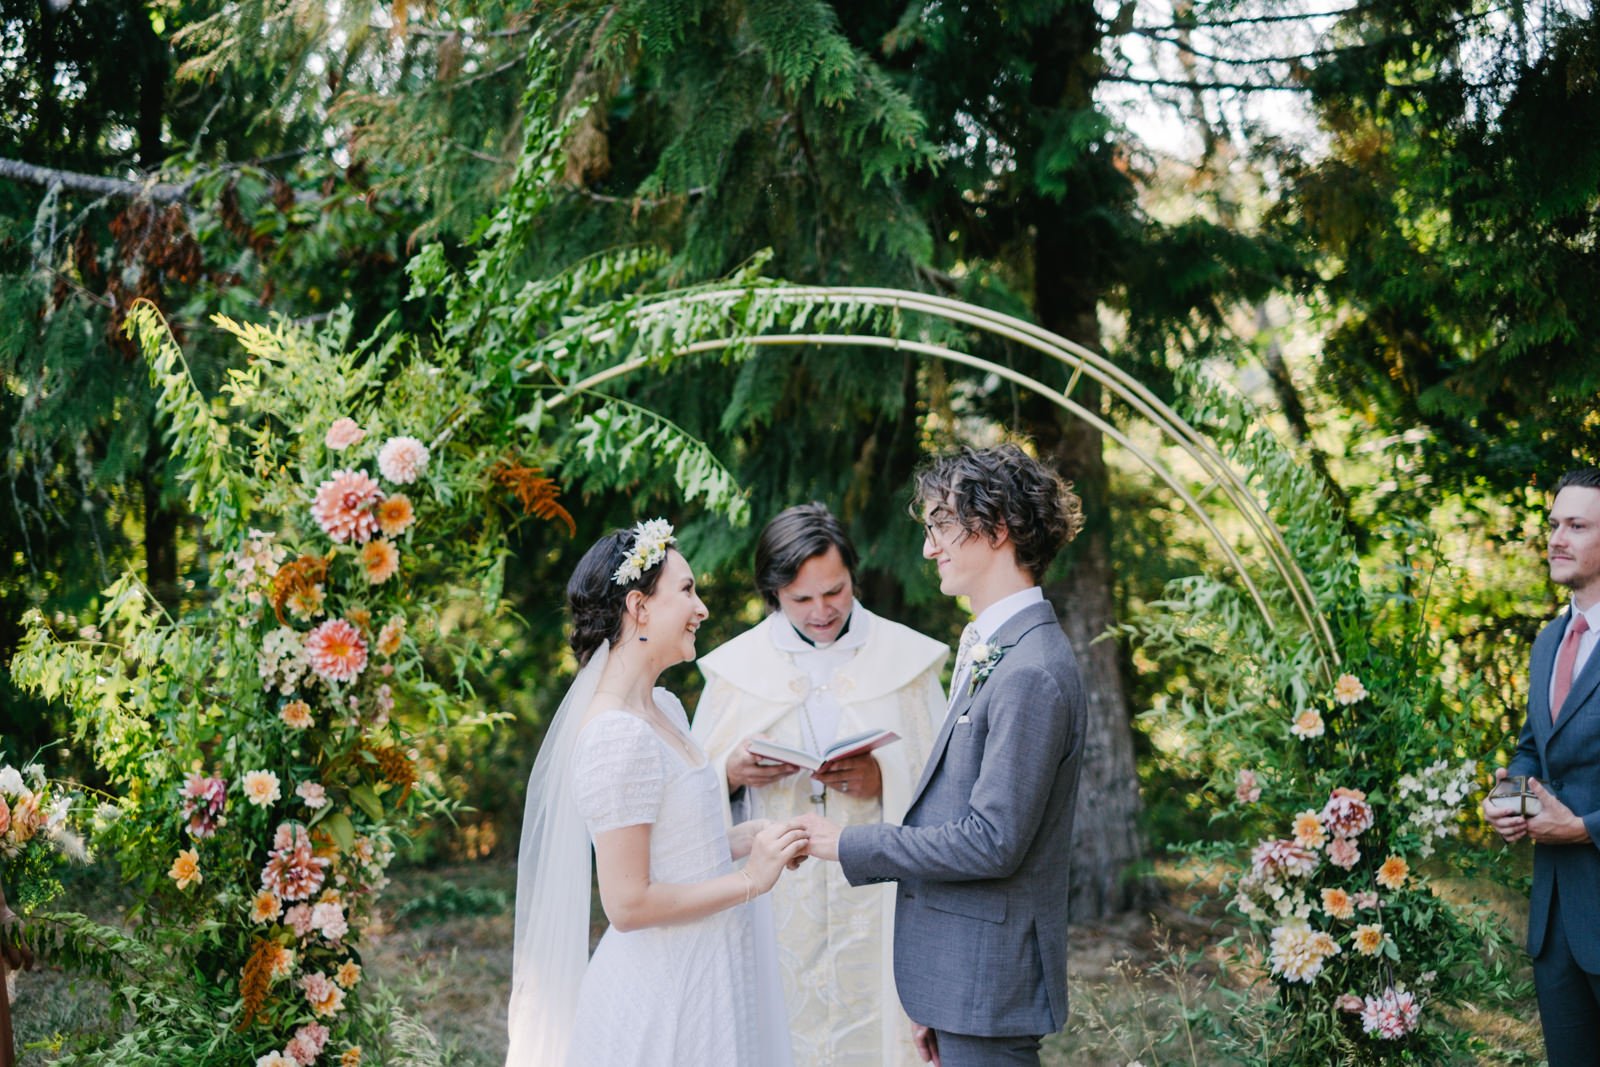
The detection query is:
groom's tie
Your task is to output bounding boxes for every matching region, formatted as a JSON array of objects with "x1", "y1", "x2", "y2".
[
  {"x1": 1553, "y1": 614, "x2": 1590, "y2": 721},
  {"x1": 950, "y1": 623, "x2": 980, "y2": 705}
]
